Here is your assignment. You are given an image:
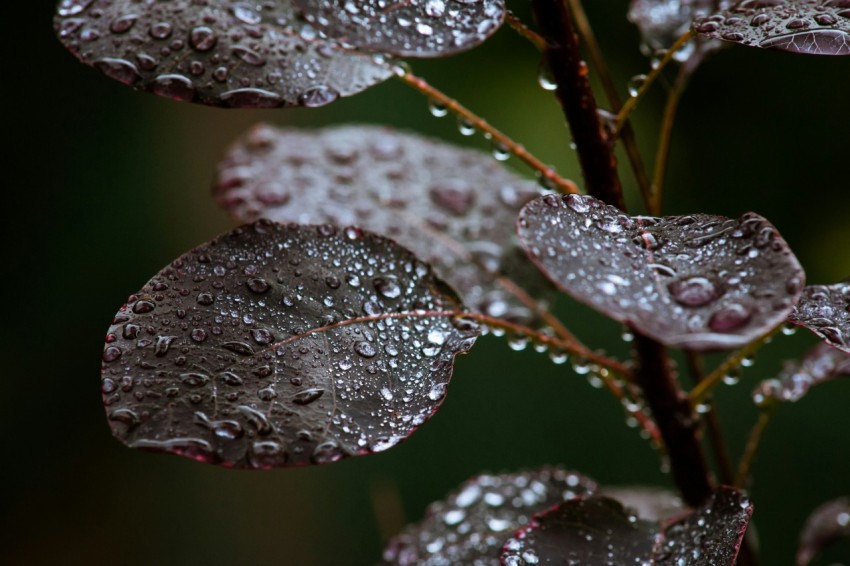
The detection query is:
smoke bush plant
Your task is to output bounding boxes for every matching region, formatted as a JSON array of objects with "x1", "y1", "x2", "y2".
[{"x1": 55, "y1": 0, "x2": 850, "y2": 564}]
